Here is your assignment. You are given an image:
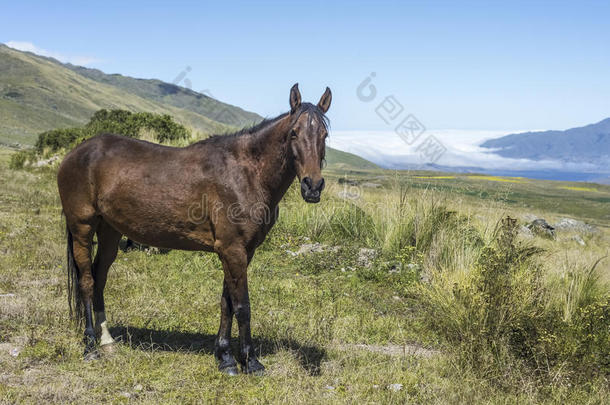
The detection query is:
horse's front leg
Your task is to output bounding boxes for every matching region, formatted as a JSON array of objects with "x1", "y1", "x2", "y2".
[
  {"x1": 217, "y1": 244, "x2": 265, "y2": 375},
  {"x1": 214, "y1": 280, "x2": 238, "y2": 375}
]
